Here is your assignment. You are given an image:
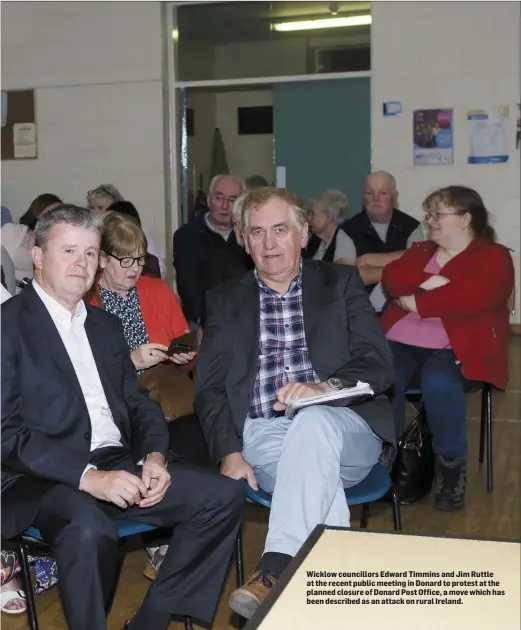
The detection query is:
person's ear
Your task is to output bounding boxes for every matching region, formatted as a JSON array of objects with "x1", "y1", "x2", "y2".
[
  {"x1": 300, "y1": 222, "x2": 309, "y2": 248},
  {"x1": 98, "y1": 251, "x2": 108, "y2": 269},
  {"x1": 32, "y1": 246, "x2": 43, "y2": 270}
]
